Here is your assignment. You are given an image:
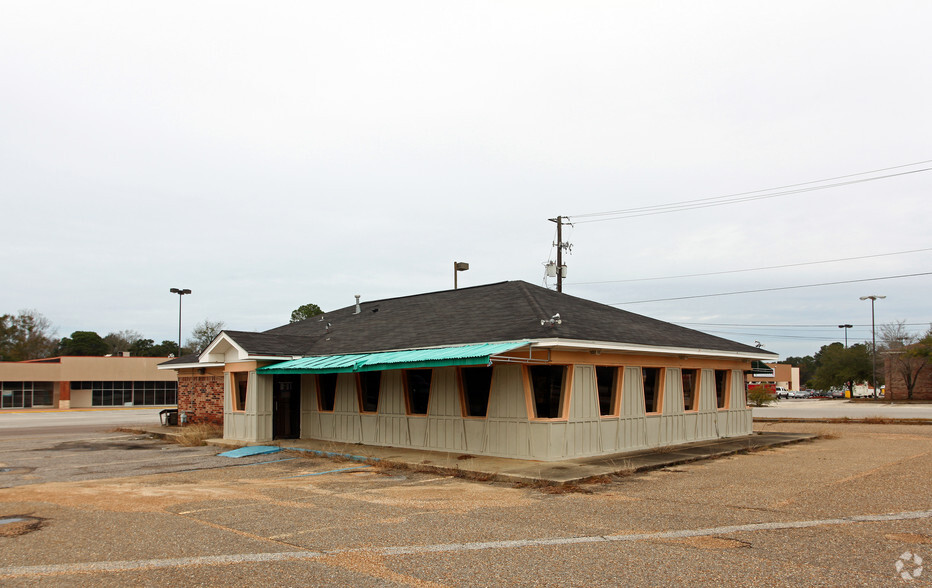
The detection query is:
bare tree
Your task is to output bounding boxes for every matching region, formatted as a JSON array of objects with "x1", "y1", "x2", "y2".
[
  {"x1": 880, "y1": 320, "x2": 929, "y2": 400},
  {"x1": 187, "y1": 319, "x2": 225, "y2": 355},
  {"x1": 103, "y1": 329, "x2": 145, "y2": 355}
]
